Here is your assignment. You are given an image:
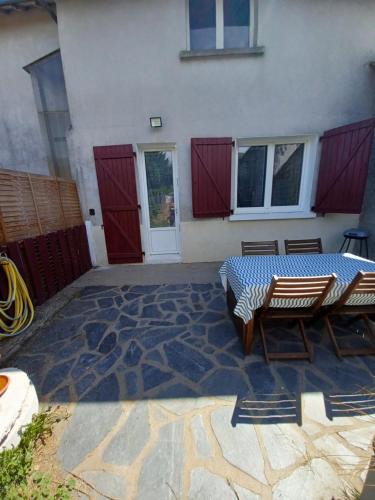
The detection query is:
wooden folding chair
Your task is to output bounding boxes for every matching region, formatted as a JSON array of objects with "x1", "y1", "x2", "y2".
[
  {"x1": 258, "y1": 274, "x2": 336, "y2": 363},
  {"x1": 324, "y1": 271, "x2": 375, "y2": 358},
  {"x1": 241, "y1": 240, "x2": 279, "y2": 256},
  {"x1": 284, "y1": 238, "x2": 323, "y2": 255}
]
